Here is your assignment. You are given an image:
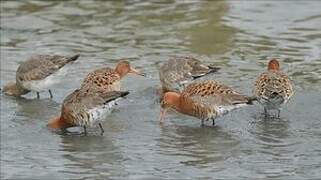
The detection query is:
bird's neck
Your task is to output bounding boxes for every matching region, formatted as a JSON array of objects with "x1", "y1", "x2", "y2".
[
  {"x1": 115, "y1": 67, "x2": 127, "y2": 78},
  {"x1": 12, "y1": 82, "x2": 30, "y2": 96},
  {"x1": 170, "y1": 95, "x2": 188, "y2": 114},
  {"x1": 17, "y1": 84, "x2": 30, "y2": 95},
  {"x1": 177, "y1": 97, "x2": 194, "y2": 115},
  {"x1": 47, "y1": 116, "x2": 72, "y2": 130}
]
